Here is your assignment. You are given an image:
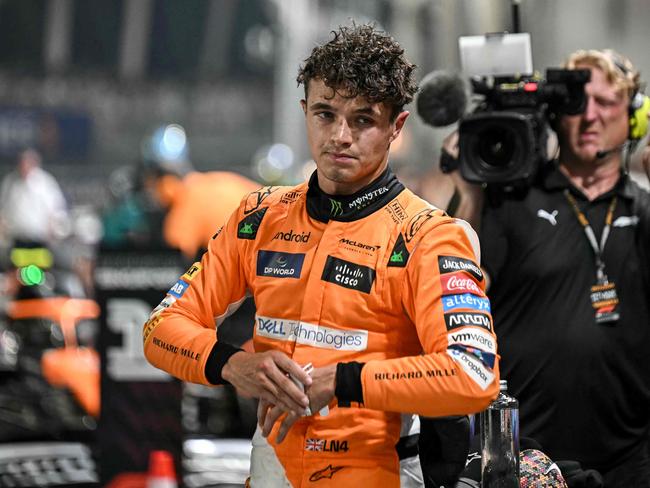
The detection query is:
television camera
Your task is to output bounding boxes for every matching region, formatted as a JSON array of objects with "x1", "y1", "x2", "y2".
[{"x1": 416, "y1": 33, "x2": 590, "y2": 186}]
